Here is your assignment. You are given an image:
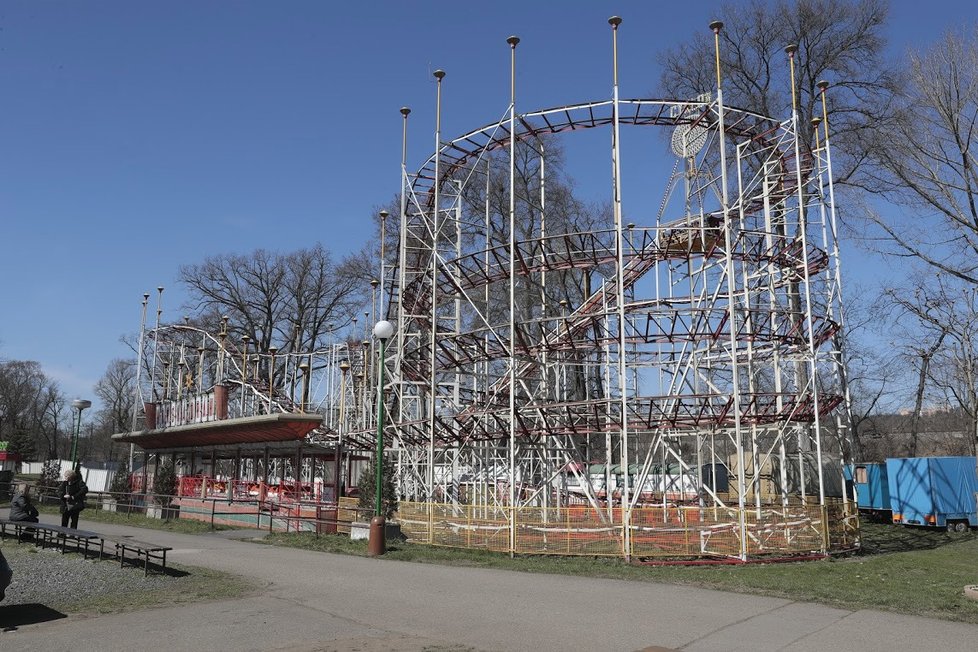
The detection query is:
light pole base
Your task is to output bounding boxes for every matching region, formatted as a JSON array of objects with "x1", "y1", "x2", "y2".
[{"x1": 367, "y1": 515, "x2": 387, "y2": 556}]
